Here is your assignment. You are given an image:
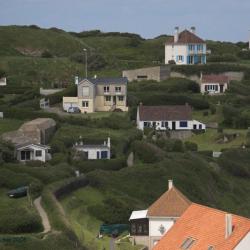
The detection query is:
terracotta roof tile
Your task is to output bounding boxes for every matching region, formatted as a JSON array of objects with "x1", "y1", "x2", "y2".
[
  {"x1": 166, "y1": 29, "x2": 205, "y2": 44},
  {"x1": 202, "y1": 74, "x2": 229, "y2": 84},
  {"x1": 147, "y1": 186, "x2": 191, "y2": 217},
  {"x1": 138, "y1": 105, "x2": 192, "y2": 121},
  {"x1": 153, "y1": 203, "x2": 250, "y2": 250}
]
